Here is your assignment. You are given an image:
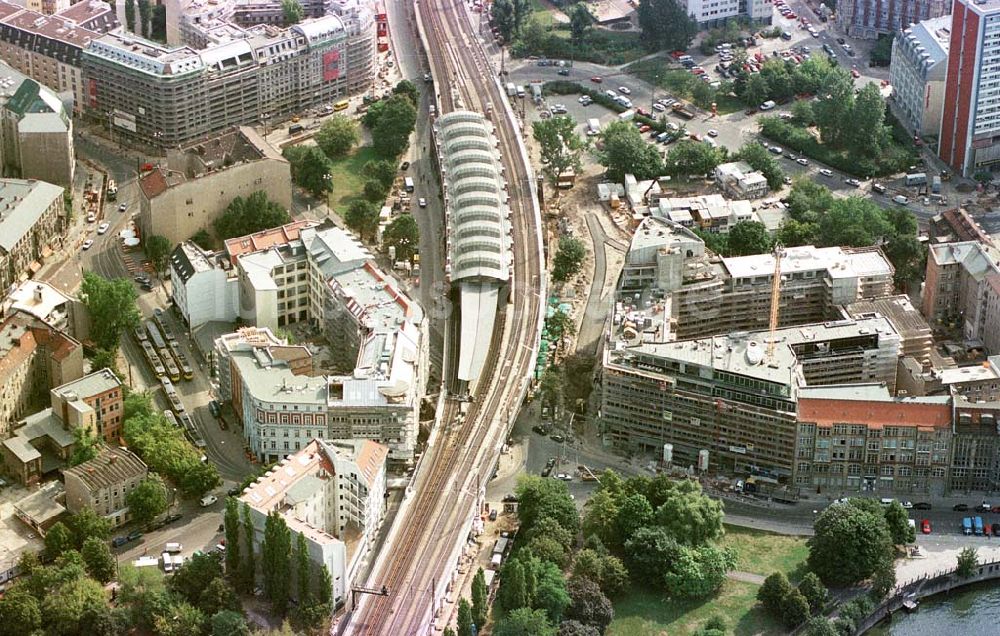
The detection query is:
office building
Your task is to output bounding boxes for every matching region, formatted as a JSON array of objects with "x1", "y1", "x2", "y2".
[
  {"x1": 0, "y1": 62, "x2": 74, "y2": 187},
  {"x1": 921, "y1": 241, "x2": 1000, "y2": 353},
  {"x1": 83, "y1": 0, "x2": 374, "y2": 147},
  {"x1": 601, "y1": 316, "x2": 901, "y2": 480},
  {"x1": 136, "y1": 127, "x2": 291, "y2": 245},
  {"x1": 939, "y1": 0, "x2": 1000, "y2": 177},
  {"x1": 837, "y1": 0, "x2": 948, "y2": 39},
  {"x1": 714, "y1": 161, "x2": 770, "y2": 200},
  {"x1": 794, "y1": 384, "x2": 952, "y2": 495},
  {"x1": 889, "y1": 16, "x2": 951, "y2": 136},
  {"x1": 0, "y1": 178, "x2": 65, "y2": 294},
  {"x1": 63, "y1": 446, "x2": 147, "y2": 527},
  {"x1": 0, "y1": 311, "x2": 82, "y2": 437},
  {"x1": 239, "y1": 438, "x2": 387, "y2": 610}
]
